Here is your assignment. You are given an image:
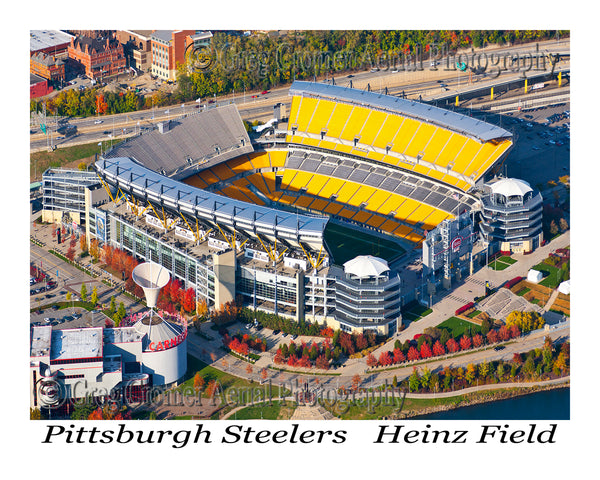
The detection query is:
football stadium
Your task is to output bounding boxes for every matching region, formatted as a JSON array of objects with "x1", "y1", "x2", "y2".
[{"x1": 47, "y1": 80, "x2": 531, "y2": 336}]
